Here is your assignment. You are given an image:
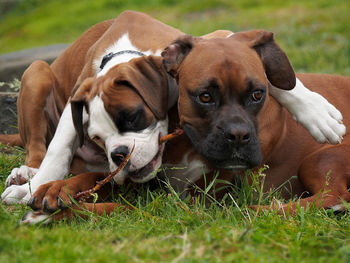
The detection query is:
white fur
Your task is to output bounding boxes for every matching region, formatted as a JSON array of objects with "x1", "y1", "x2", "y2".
[
  {"x1": 21, "y1": 211, "x2": 51, "y2": 225},
  {"x1": 330, "y1": 204, "x2": 344, "y2": 211},
  {"x1": 88, "y1": 96, "x2": 168, "y2": 184},
  {"x1": 5, "y1": 165, "x2": 38, "y2": 187},
  {"x1": 94, "y1": 33, "x2": 162, "y2": 76},
  {"x1": 269, "y1": 78, "x2": 346, "y2": 144},
  {"x1": 1, "y1": 104, "x2": 81, "y2": 204},
  {"x1": 166, "y1": 151, "x2": 209, "y2": 196}
]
